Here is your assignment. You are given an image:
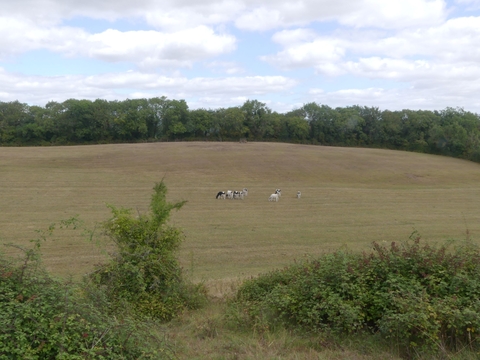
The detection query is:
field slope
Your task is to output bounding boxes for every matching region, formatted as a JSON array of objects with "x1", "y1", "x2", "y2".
[{"x1": 1, "y1": 142, "x2": 480, "y2": 285}]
